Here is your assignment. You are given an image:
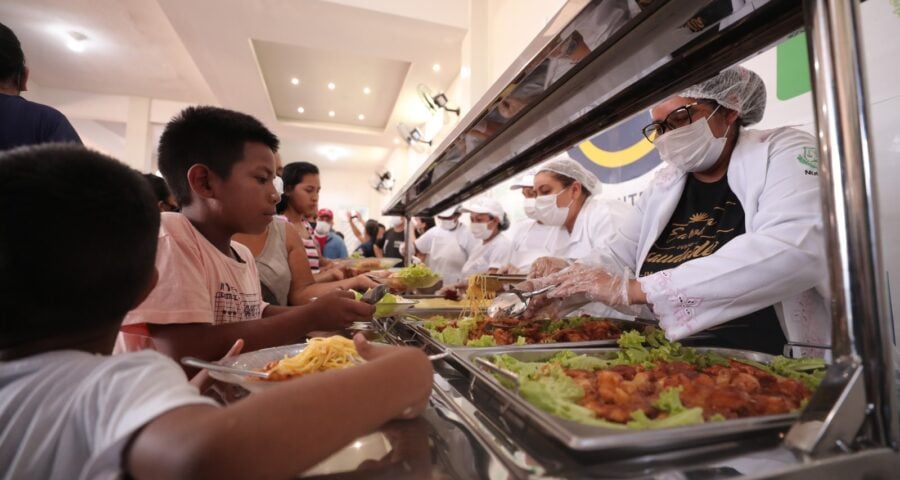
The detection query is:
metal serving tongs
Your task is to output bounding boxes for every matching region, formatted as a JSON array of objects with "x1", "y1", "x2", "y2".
[
  {"x1": 360, "y1": 284, "x2": 388, "y2": 304},
  {"x1": 474, "y1": 357, "x2": 520, "y2": 391},
  {"x1": 487, "y1": 284, "x2": 556, "y2": 318}
]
